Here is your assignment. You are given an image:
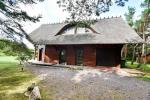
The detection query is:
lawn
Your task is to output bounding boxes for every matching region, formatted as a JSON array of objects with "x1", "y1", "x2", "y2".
[
  {"x1": 0, "y1": 56, "x2": 37, "y2": 100},
  {"x1": 0, "y1": 56, "x2": 54, "y2": 100},
  {"x1": 125, "y1": 61, "x2": 150, "y2": 82},
  {"x1": 0, "y1": 56, "x2": 18, "y2": 63}
]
